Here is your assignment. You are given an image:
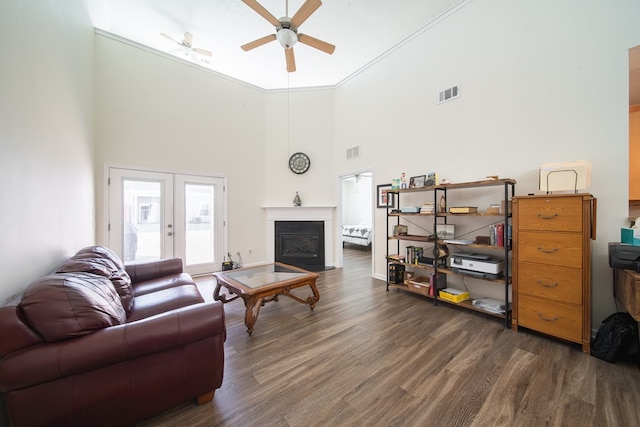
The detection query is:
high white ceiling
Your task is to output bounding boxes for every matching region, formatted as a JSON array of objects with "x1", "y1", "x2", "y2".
[{"x1": 85, "y1": 0, "x2": 465, "y2": 90}]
